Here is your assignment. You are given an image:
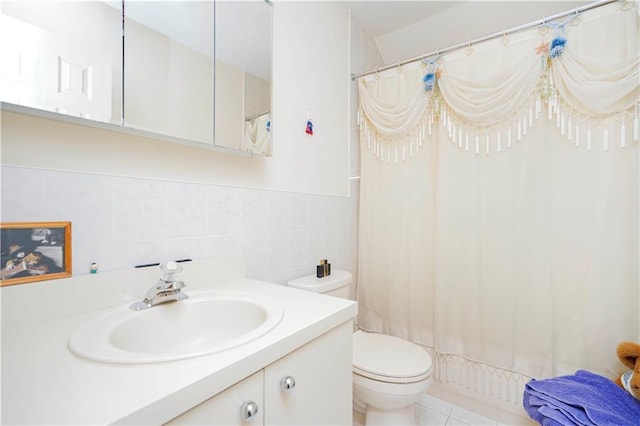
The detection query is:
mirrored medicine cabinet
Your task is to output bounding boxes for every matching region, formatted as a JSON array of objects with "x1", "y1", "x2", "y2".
[{"x1": 0, "y1": 0, "x2": 272, "y2": 155}]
